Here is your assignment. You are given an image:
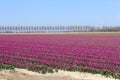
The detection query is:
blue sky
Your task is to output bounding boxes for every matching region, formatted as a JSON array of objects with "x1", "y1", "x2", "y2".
[{"x1": 0, "y1": 0, "x2": 120, "y2": 26}]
